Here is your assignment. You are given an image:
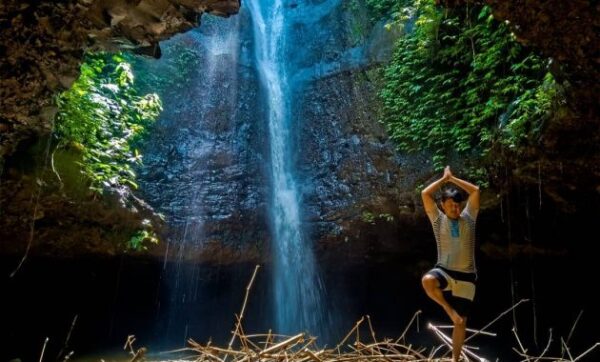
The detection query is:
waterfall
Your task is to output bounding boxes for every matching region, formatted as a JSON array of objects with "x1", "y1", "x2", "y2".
[
  {"x1": 157, "y1": 15, "x2": 242, "y2": 345},
  {"x1": 247, "y1": 0, "x2": 329, "y2": 338}
]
